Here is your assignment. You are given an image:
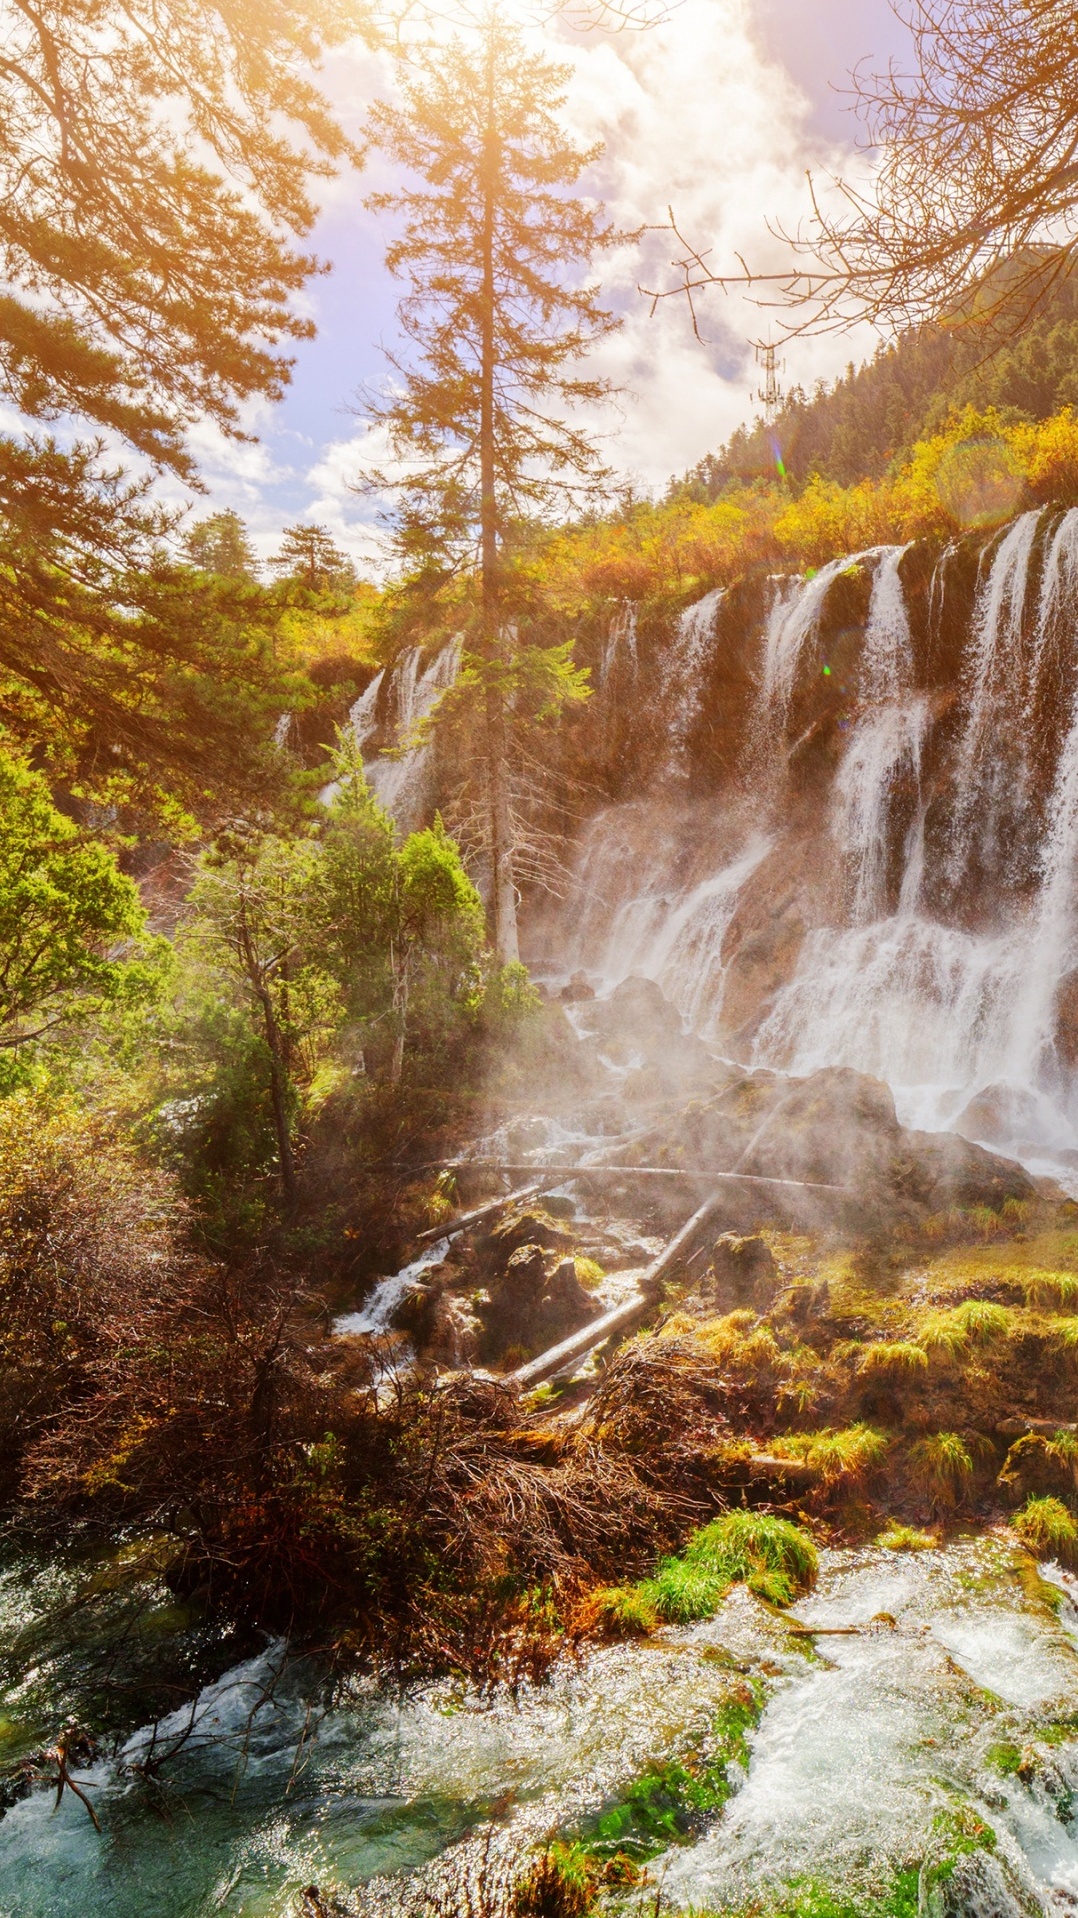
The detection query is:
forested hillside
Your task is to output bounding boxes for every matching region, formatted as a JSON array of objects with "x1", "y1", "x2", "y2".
[{"x1": 680, "y1": 262, "x2": 1078, "y2": 497}]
